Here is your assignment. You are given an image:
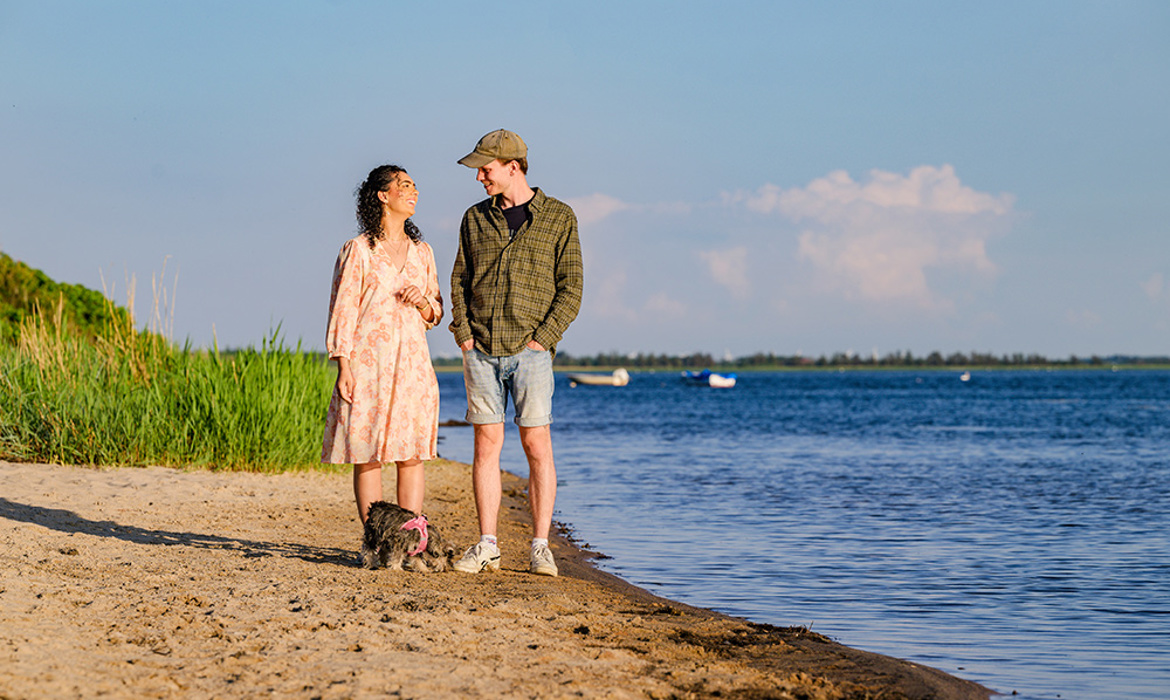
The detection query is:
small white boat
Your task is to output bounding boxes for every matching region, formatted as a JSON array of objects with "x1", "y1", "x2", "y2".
[
  {"x1": 680, "y1": 369, "x2": 737, "y2": 388},
  {"x1": 568, "y1": 368, "x2": 630, "y2": 387},
  {"x1": 960, "y1": 371, "x2": 971, "y2": 382}
]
